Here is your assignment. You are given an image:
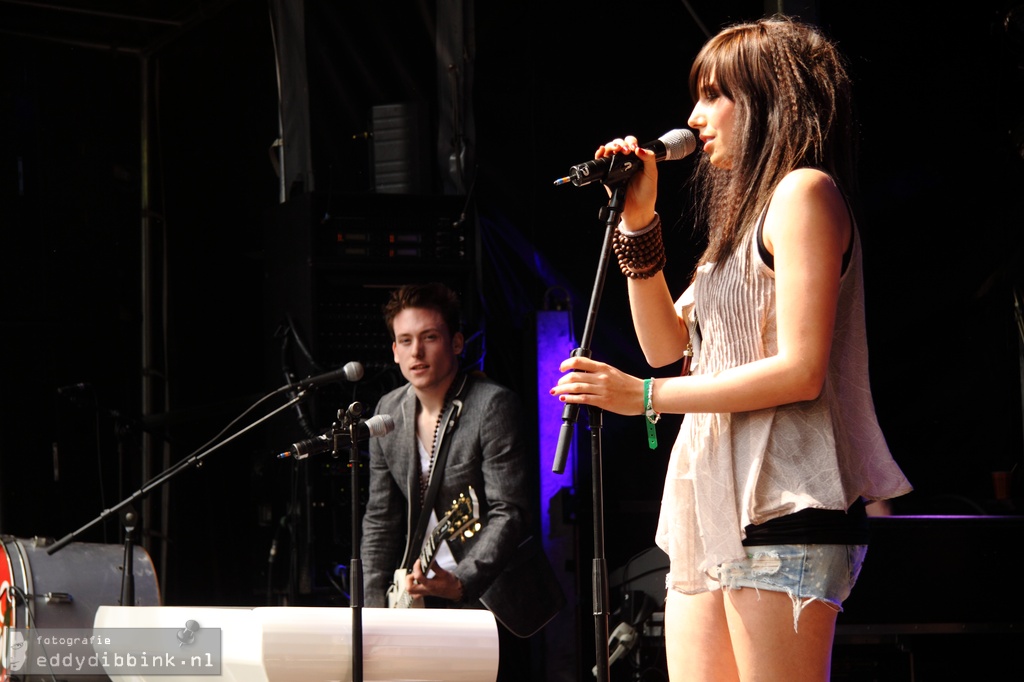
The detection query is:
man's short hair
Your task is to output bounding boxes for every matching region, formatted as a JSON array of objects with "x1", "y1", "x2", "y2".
[{"x1": 382, "y1": 282, "x2": 462, "y2": 341}]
